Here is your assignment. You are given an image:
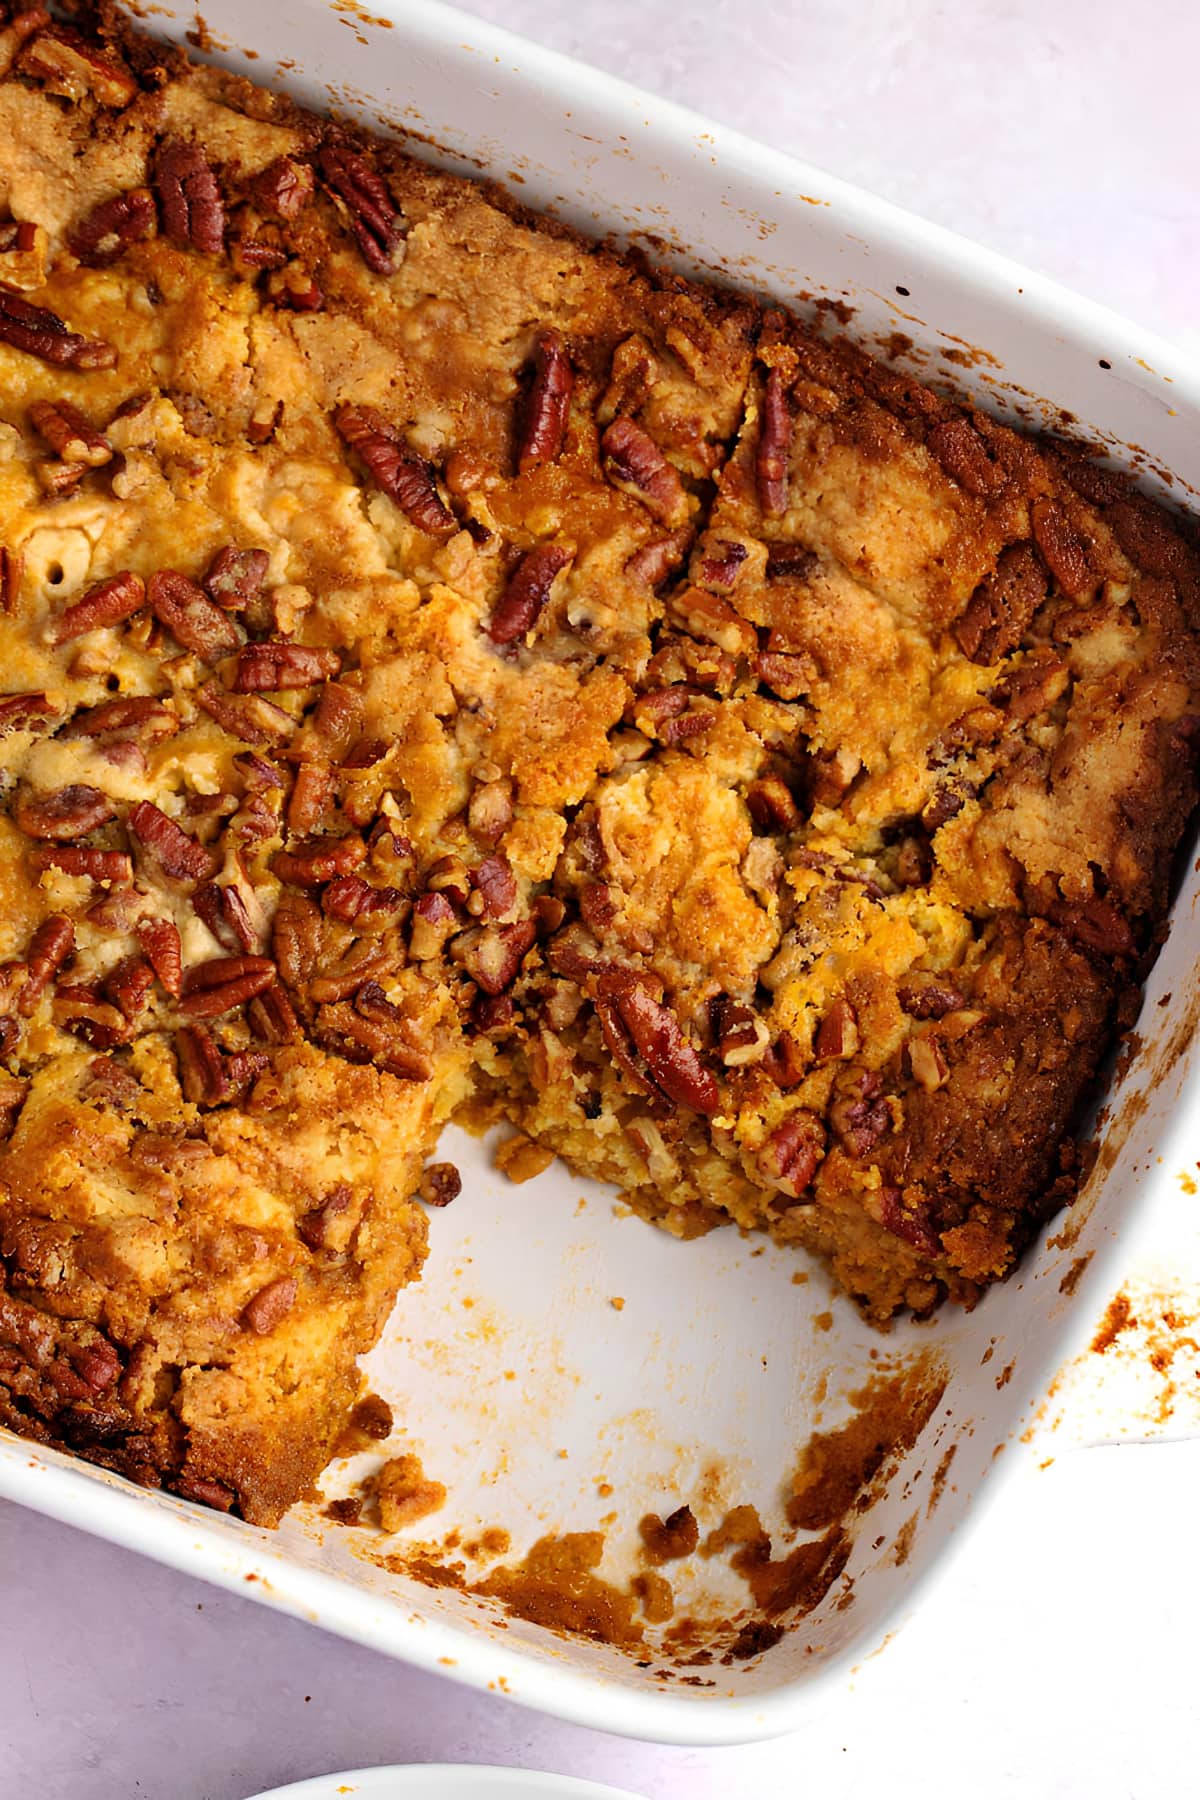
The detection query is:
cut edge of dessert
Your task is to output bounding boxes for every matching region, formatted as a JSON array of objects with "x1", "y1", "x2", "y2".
[{"x1": 0, "y1": 0, "x2": 1195, "y2": 1524}]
